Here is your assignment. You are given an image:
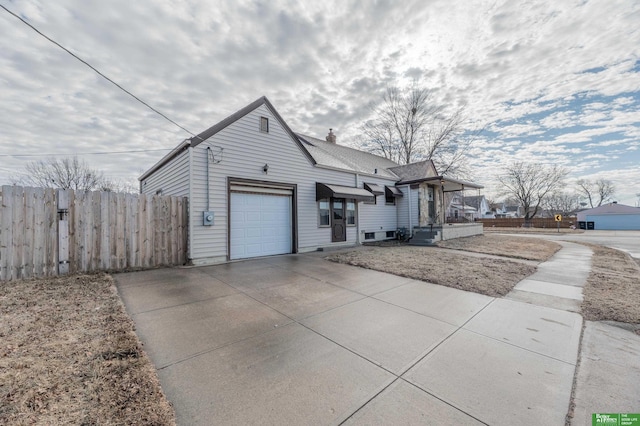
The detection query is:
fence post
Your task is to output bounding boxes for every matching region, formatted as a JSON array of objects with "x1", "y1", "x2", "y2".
[{"x1": 58, "y1": 189, "x2": 70, "y2": 275}]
